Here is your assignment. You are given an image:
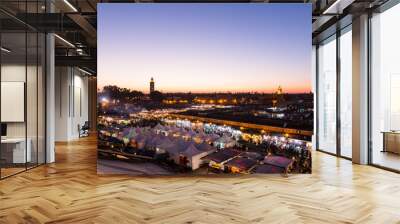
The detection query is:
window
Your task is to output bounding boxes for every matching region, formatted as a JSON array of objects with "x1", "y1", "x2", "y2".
[
  {"x1": 339, "y1": 27, "x2": 352, "y2": 158},
  {"x1": 370, "y1": 3, "x2": 400, "y2": 171},
  {"x1": 0, "y1": 2, "x2": 46, "y2": 179},
  {"x1": 317, "y1": 35, "x2": 337, "y2": 154}
]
